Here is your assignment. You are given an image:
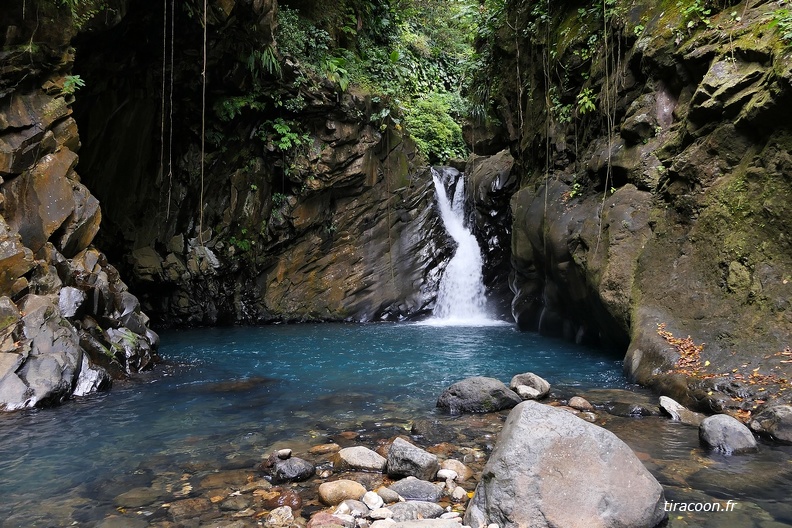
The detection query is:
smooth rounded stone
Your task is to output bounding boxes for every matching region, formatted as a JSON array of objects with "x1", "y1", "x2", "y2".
[
  {"x1": 568, "y1": 396, "x2": 594, "y2": 411},
  {"x1": 659, "y1": 396, "x2": 705, "y2": 426},
  {"x1": 386, "y1": 438, "x2": 439, "y2": 481},
  {"x1": 308, "y1": 511, "x2": 356, "y2": 528},
  {"x1": 336, "y1": 499, "x2": 370, "y2": 518},
  {"x1": 388, "y1": 477, "x2": 444, "y2": 502},
  {"x1": 436, "y1": 469, "x2": 457, "y2": 481},
  {"x1": 451, "y1": 487, "x2": 468, "y2": 502},
  {"x1": 311, "y1": 443, "x2": 343, "y2": 455},
  {"x1": 113, "y1": 486, "x2": 161, "y2": 508},
  {"x1": 277, "y1": 449, "x2": 293, "y2": 460},
  {"x1": 388, "y1": 501, "x2": 445, "y2": 522},
  {"x1": 486, "y1": 524, "x2": 498, "y2": 528},
  {"x1": 362, "y1": 491, "x2": 385, "y2": 510},
  {"x1": 370, "y1": 508, "x2": 393, "y2": 520},
  {"x1": 267, "y1": 456, "x2": 316, "y2": 483},
  {"x1": 437, "y1": 376, "x2": 522, "y2": 414},
  {"x1": 335, "y1": 446, "x2": 387, "y2": 473},
  {"x1": 377, "y1": 487, "x2": 402, "y2": 504},
  {"x1": 509, "y1": 373, "x2": 550, "y2": 399},
  {"x1": 371, "y1": 520, "x2": 397, "y2": 528},
  {"x1": 464, "y1": 401, "x2": 666, "y2": 528},
  {"x1": 440, "y1": 512, "x2": 460, "y2": 519},
  {"x1": 439, "y1": 460, "x2": 472, "y2": 482},
  {"x1": 319, "y1": 480, "x2": 367, "y2": 506},
  {"x1": 750, "y1": 404, "x2": 792, "y2": 444},
  {"x1": 266, "y1": 506, "x2": 295, "y2": 527},
  {"x1": 699, "y1": 414, "x2": 758, "y2": 455}
]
